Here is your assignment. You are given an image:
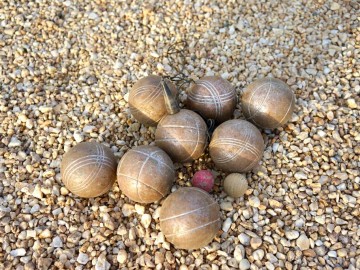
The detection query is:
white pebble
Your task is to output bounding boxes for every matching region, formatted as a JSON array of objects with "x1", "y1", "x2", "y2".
[
  {"x1": 249, "y1": 196, "x2": 260, "y2": 208},
  {"x1": 83, "y1": 125, "x2": 96, "y2": 133},
  {"x1": 8, "y1": 137, "x2": 21, "y2": 147},
  {"x1": 238, "y1": 233, "x2": 250, "y2": 245},
  {"x1": 222, "y1": 218, "x2": 232, "y2": 232},
  {"x1": 73, "y1": 131, "x2": 84, "y2": 143},
  {"x1": 294, "y1": 171, "x2": 307, "y2": 180},
  {"x1": 141, "y1": 214, "x2": 152, "y2": 228},
  {"x1": 285, "y1": 230, "x2": 300, "y2": 240},
  {"x1": 95, "y1": 253, "x2": 110, "y2": 270},
  {"x1": 296, "y1": 234, "x2": 310, "y2": 250},
  {"x1": 52, "y1": 236, "x2": 63, "y2": 248},
  {"x1": 239, "y1": 259, "x2": 250, "y2": 270},
  {"x1": 10, "y1": 248, "x2": 26, "y2": 257},
  {"x1": 252, "y1": 249, "x2": 265, "y2": 261},
  {"x1": 77, "y1": 252, "x2": 89, "y2": 265},
  {"x1": 117, "y1": 250, "x2": 127, "y2": 264}
]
